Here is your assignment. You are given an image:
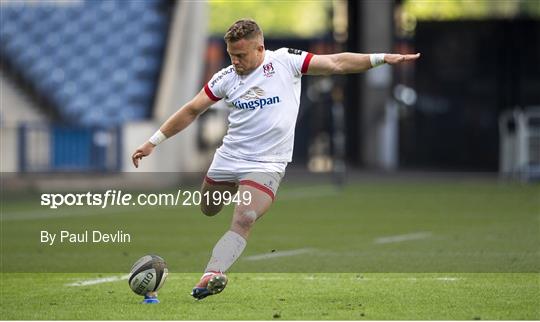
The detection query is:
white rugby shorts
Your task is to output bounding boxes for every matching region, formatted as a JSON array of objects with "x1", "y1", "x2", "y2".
[{"x1": 205, "y1": 150, "x2": 286, "y2": 201}]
